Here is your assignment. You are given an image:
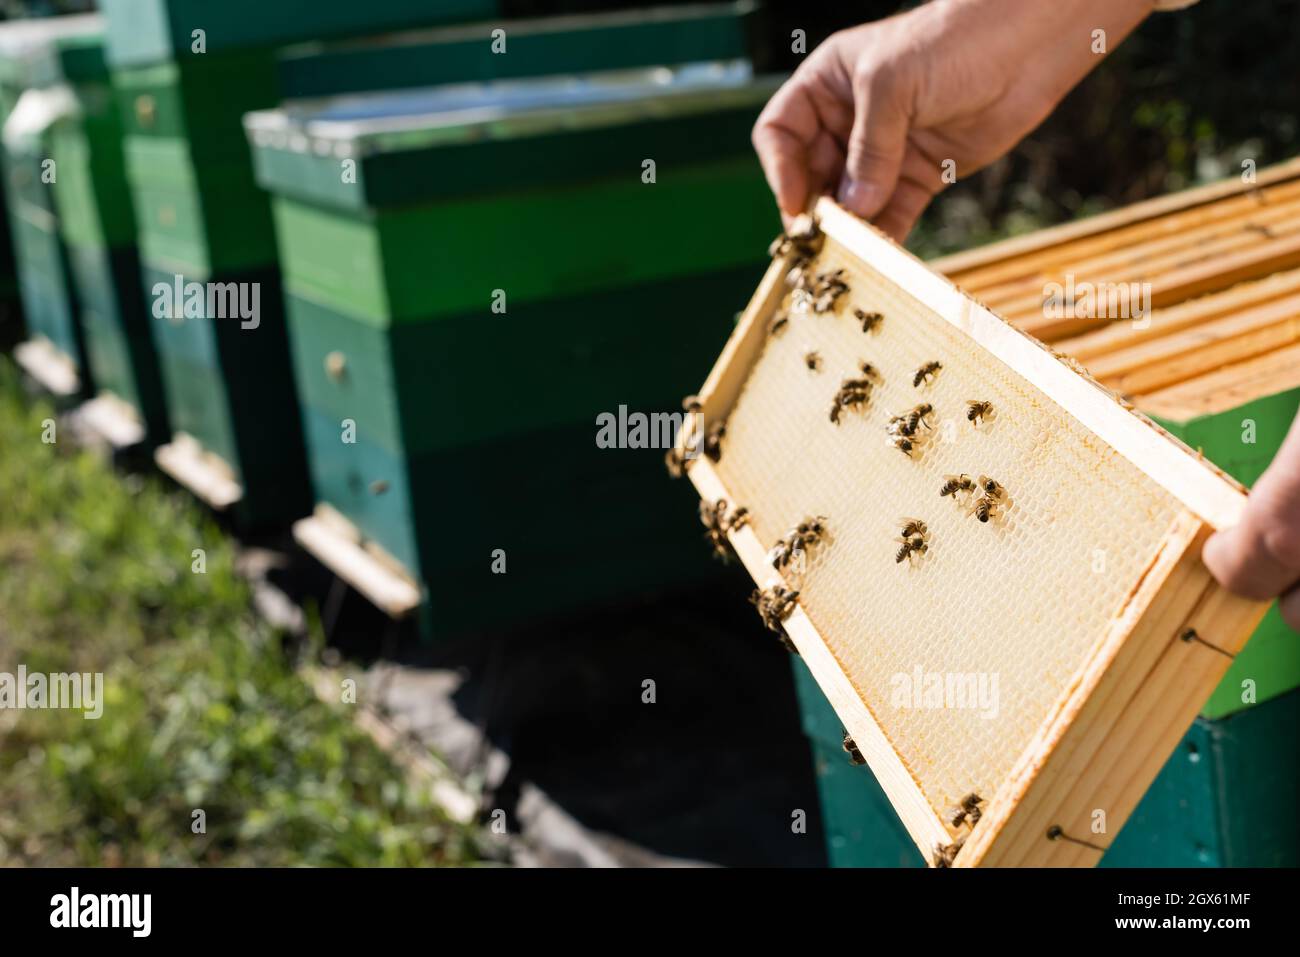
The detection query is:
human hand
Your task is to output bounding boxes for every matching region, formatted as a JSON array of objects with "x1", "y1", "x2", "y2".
[
  {"x1": 1204, "y1": 412, "x2": 1300, "y2": 630},
  {"x1": 751, "y1": 0, "x2": 1158, "y2": 240}
]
